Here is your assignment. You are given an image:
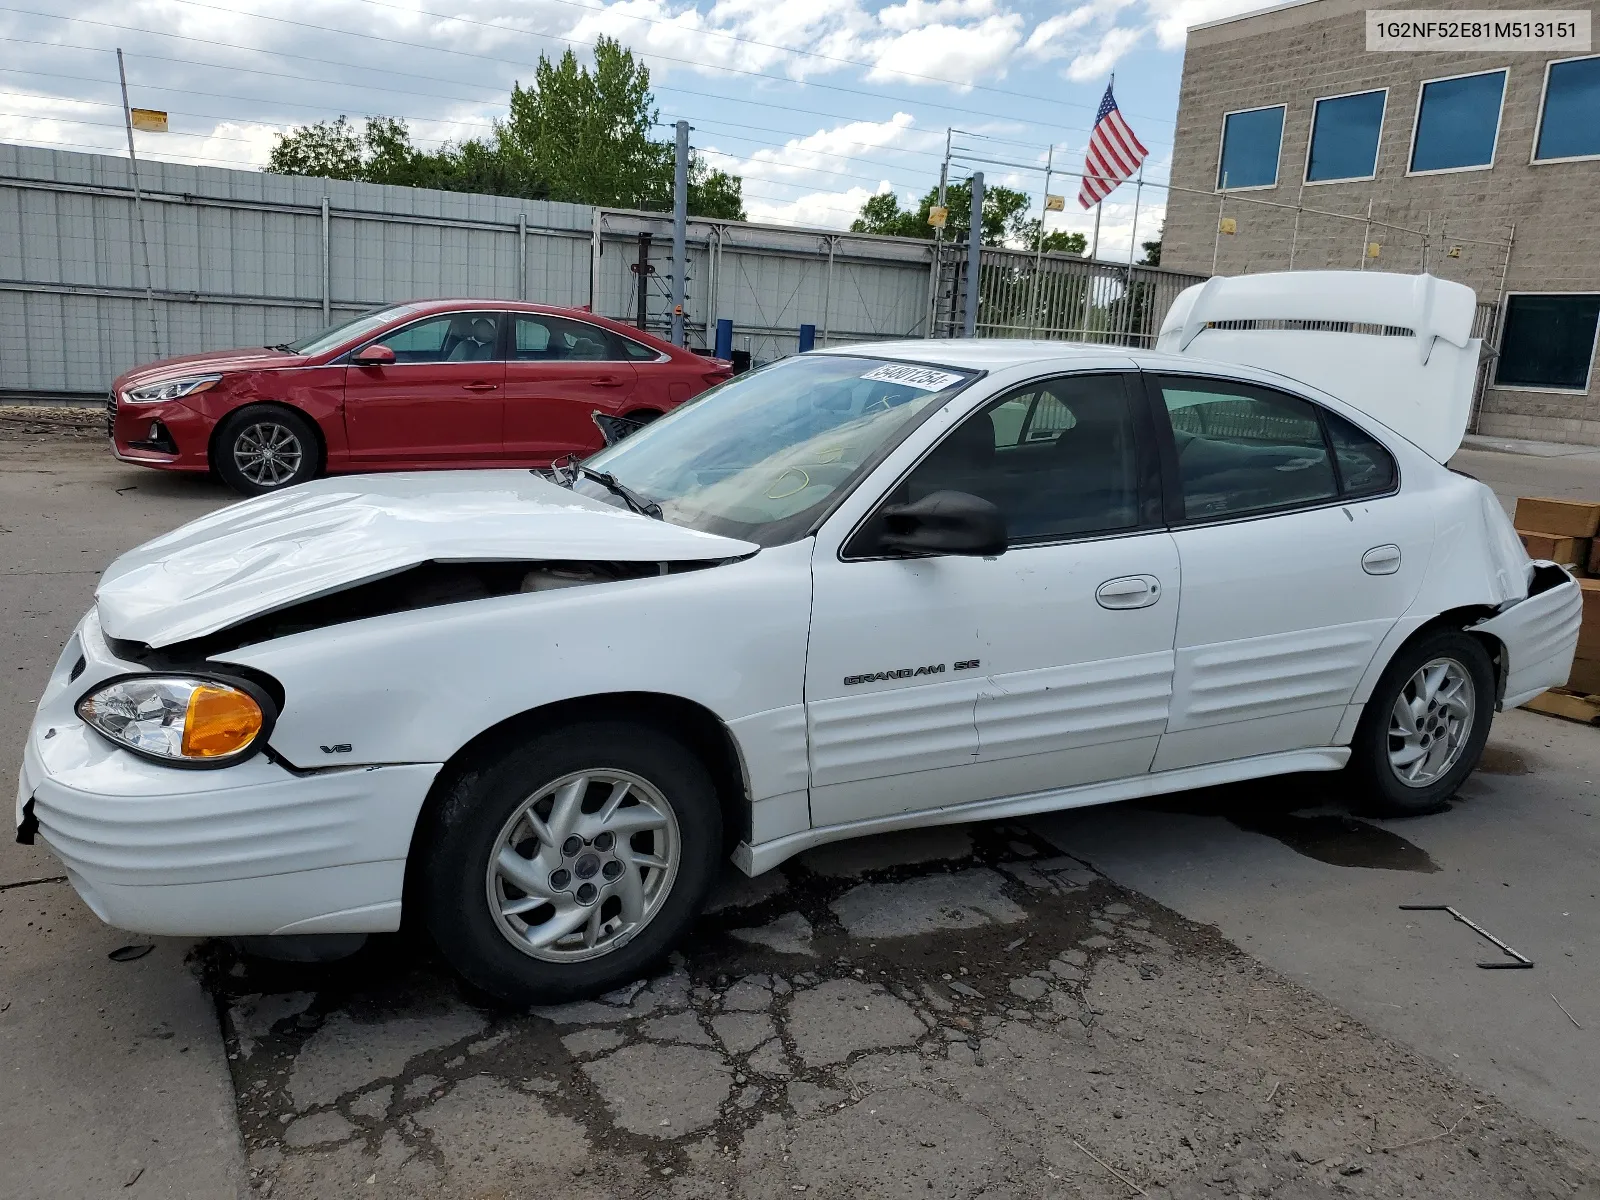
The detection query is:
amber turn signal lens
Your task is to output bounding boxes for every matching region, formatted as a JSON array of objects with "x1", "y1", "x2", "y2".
[{"x1": 181, "y1": 684, "x2": 264, "y2": 758}]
